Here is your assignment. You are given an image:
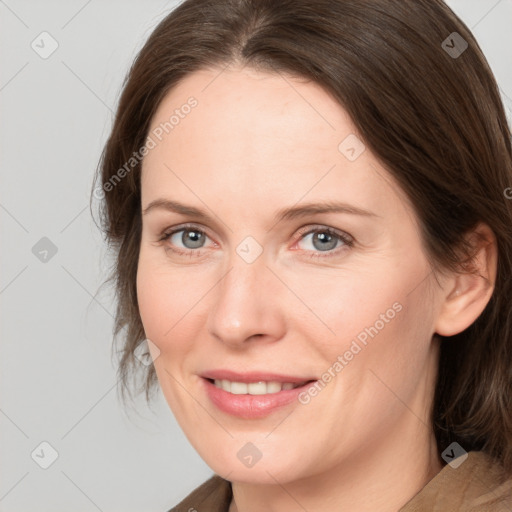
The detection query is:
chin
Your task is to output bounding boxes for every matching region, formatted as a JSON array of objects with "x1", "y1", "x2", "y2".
[{"x1": 195, "y1": 439, "x2": 310, "y2": 485}]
